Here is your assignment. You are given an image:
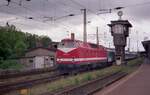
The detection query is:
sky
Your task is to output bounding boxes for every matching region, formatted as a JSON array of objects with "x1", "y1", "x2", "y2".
[{"x1": 0, "y1": 0, "x2": 150, "y2": 51}]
